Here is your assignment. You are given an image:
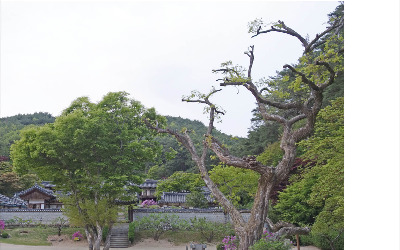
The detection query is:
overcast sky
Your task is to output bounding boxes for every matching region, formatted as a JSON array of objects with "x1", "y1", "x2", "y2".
[{"x1": 0, "y1": 1, "x2": 339, "y2": 137}]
